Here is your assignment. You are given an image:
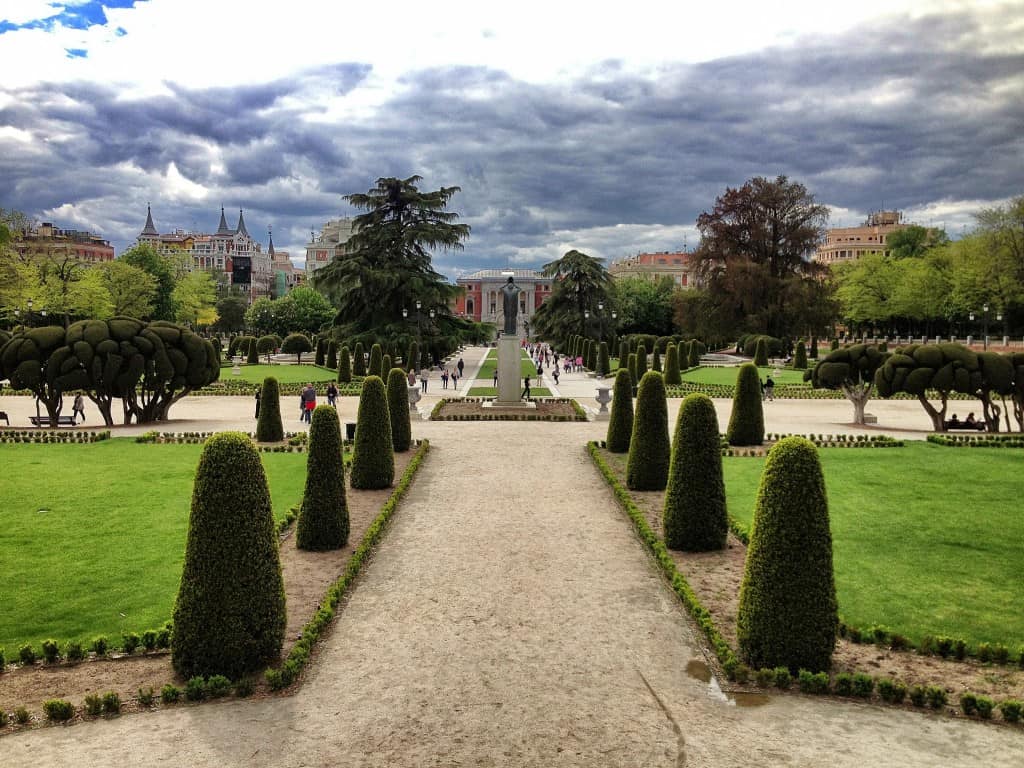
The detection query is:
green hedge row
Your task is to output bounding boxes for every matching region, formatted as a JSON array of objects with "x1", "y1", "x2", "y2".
[
  {"x1": 0, "y1": 430, "x2": 110, "y2": 443},
  {"x1": 927, "y1": 434, "x2": 1024, "y2": 448},
  {"x1": 428, "y1": 398, "x2": 588, "y2": 421}
]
